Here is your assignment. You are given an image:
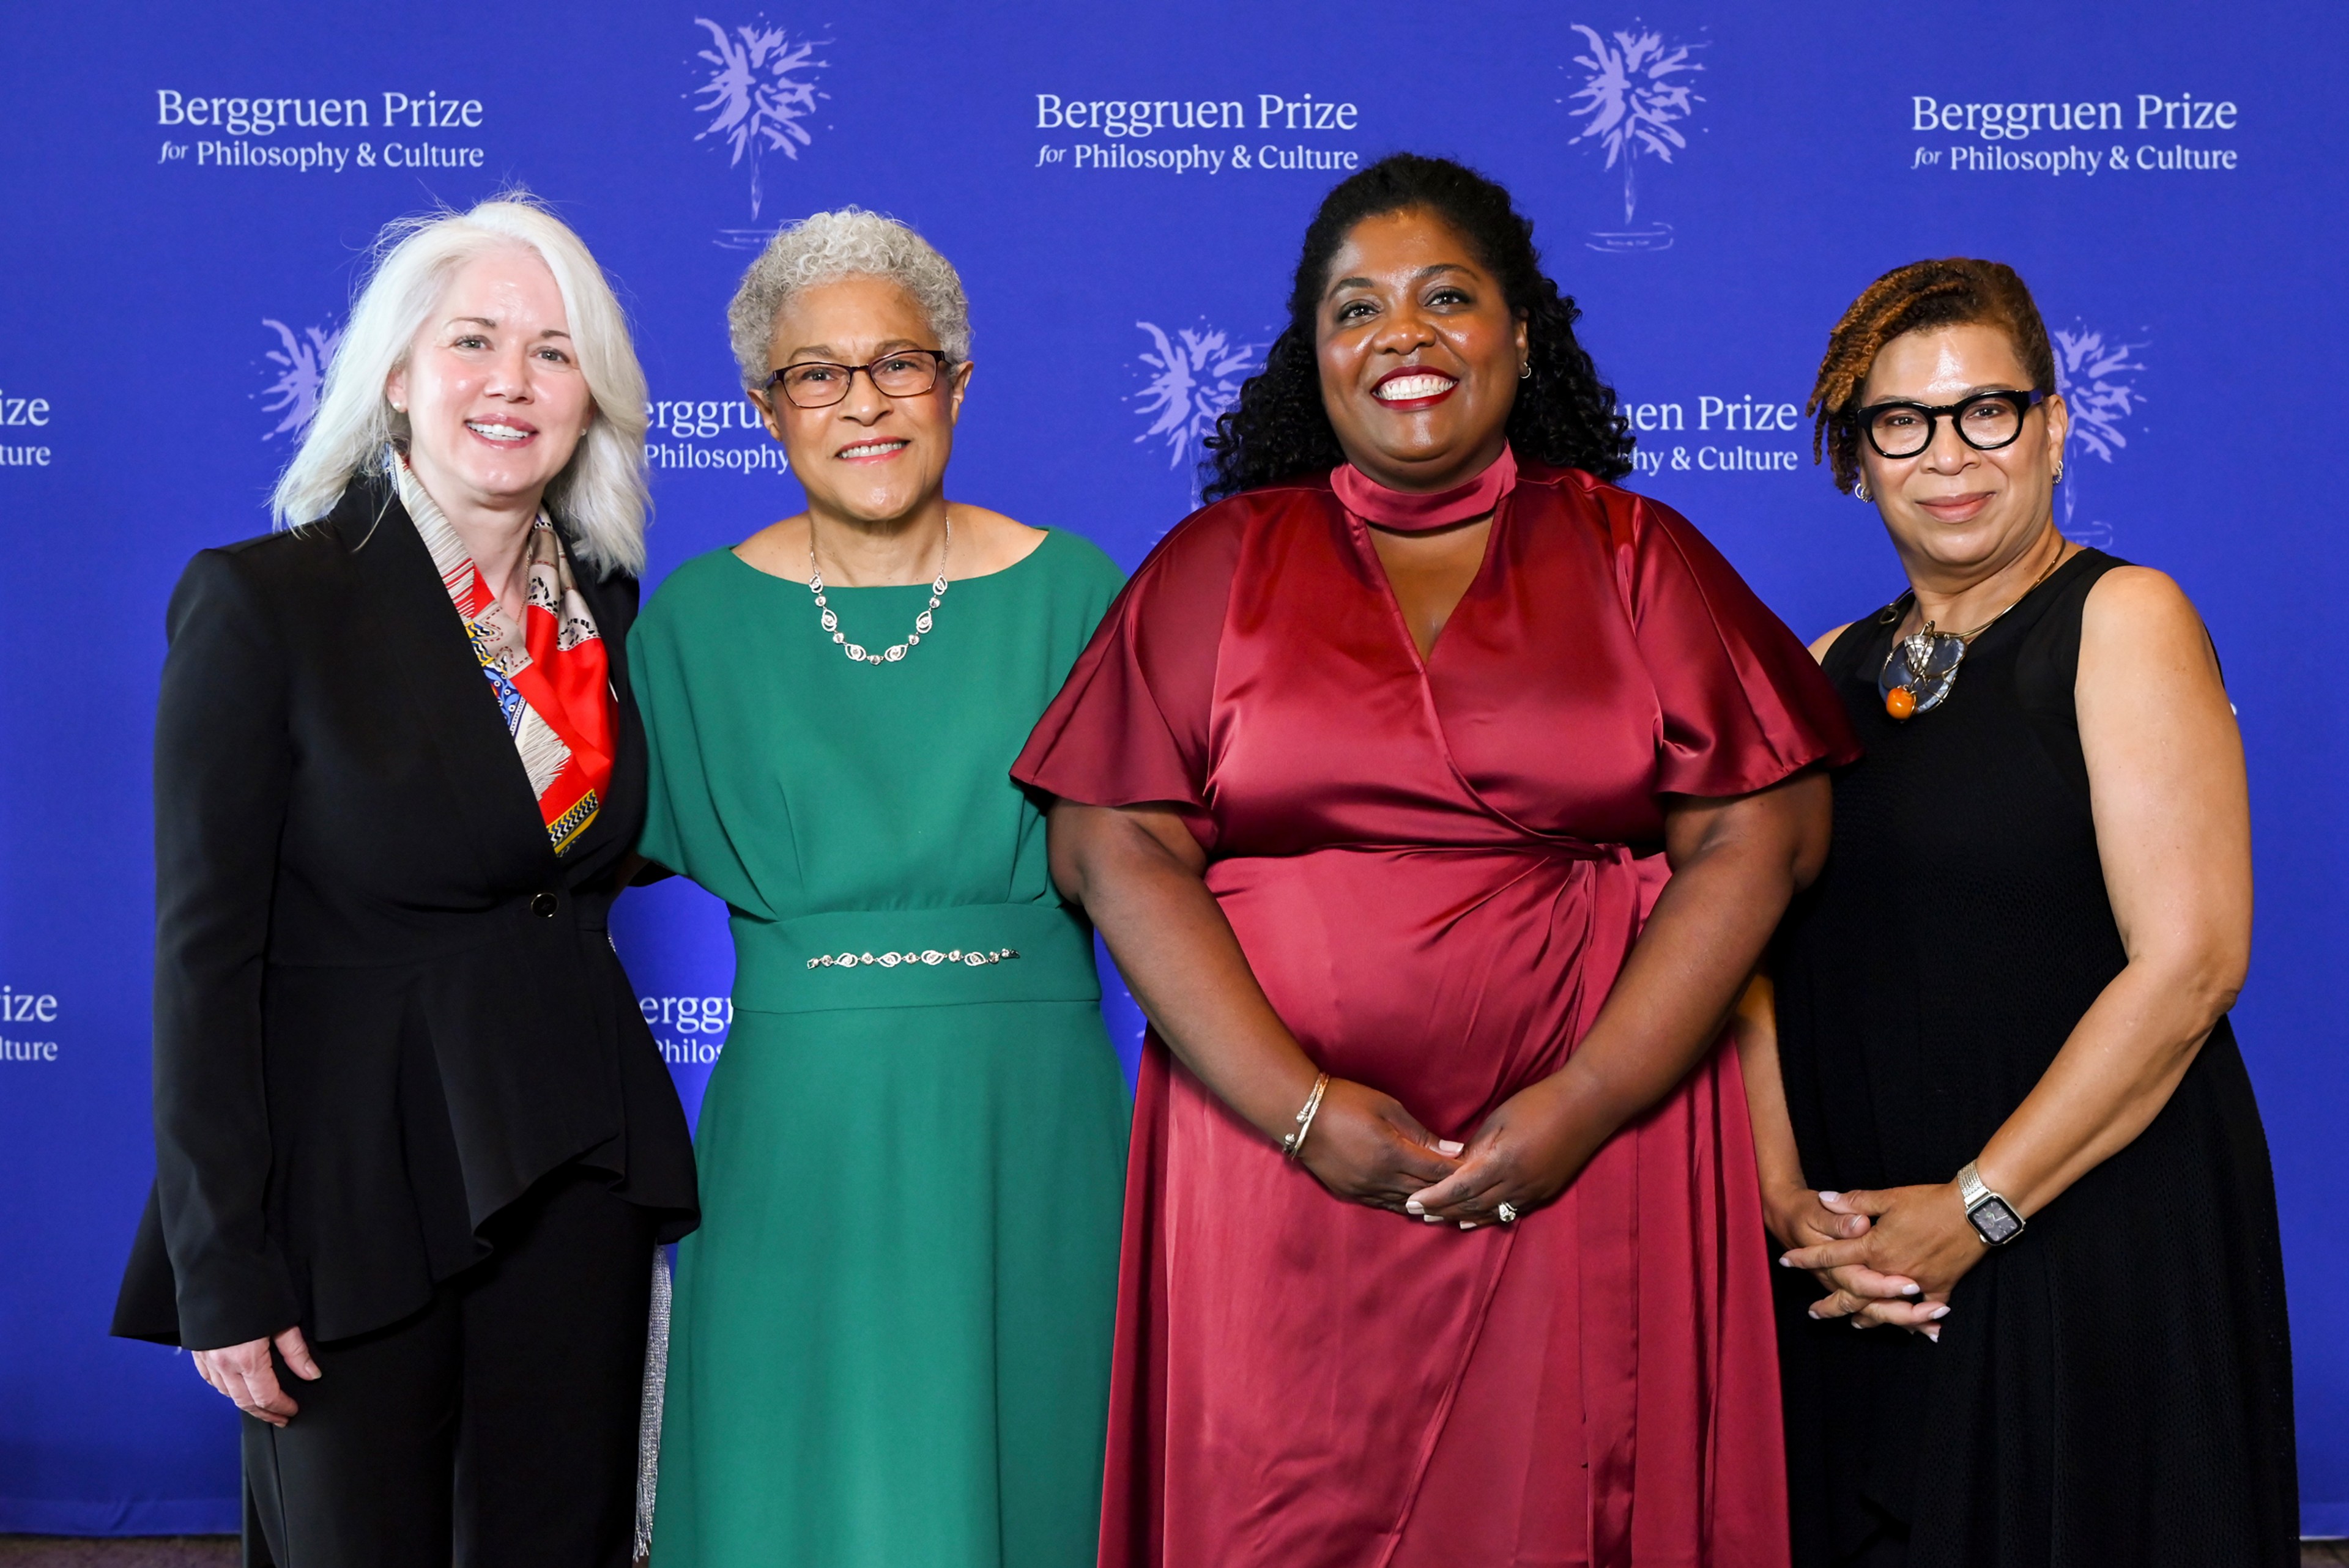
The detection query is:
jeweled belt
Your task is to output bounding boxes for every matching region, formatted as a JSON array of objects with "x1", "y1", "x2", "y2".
[
  {"x1": 806, "y1": 947, "x2": 1018, "y2": 971},
  {"x1": 730, "y1": 903, "x2": 1096, "y2": 1015}
]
